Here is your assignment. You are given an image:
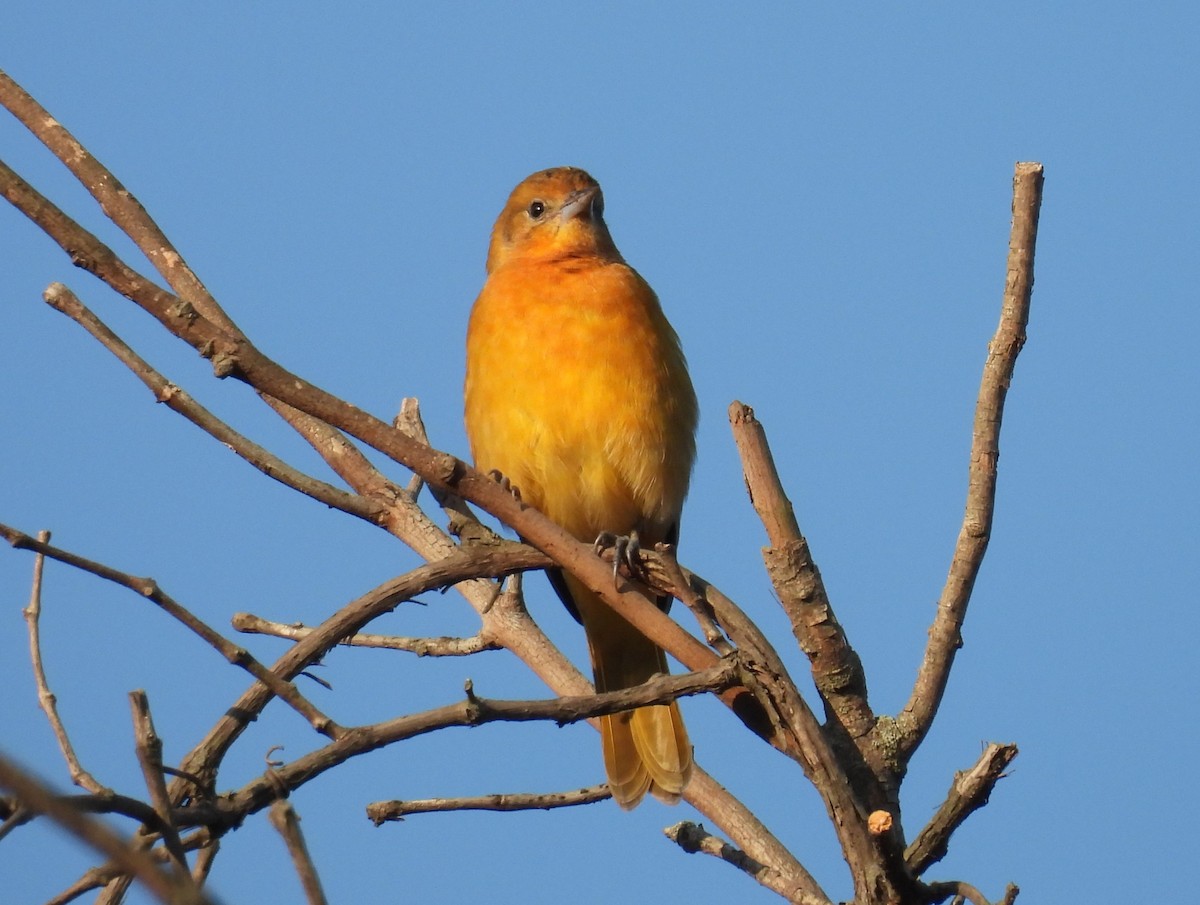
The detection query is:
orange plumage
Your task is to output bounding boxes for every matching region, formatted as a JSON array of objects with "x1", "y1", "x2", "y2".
[{"x1": 464, "y1": 167, "x2": 698, "y2": 808}]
